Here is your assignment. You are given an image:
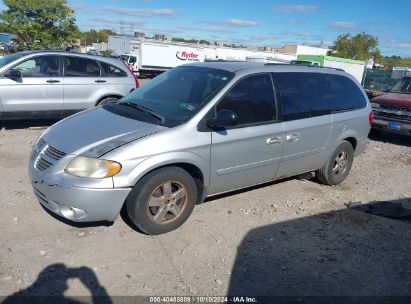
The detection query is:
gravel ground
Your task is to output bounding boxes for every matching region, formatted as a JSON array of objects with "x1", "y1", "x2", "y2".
[{"x1": 0, "y1": 121, "x2": 410, "y2": 301}]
